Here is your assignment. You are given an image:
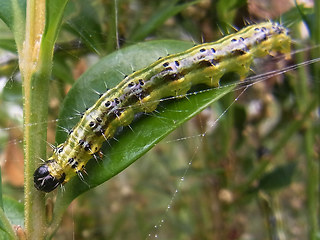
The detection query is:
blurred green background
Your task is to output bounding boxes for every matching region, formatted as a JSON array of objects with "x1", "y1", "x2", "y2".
[{"x1": 0, "y1": 0, "x2": 319, "y2": 239}]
